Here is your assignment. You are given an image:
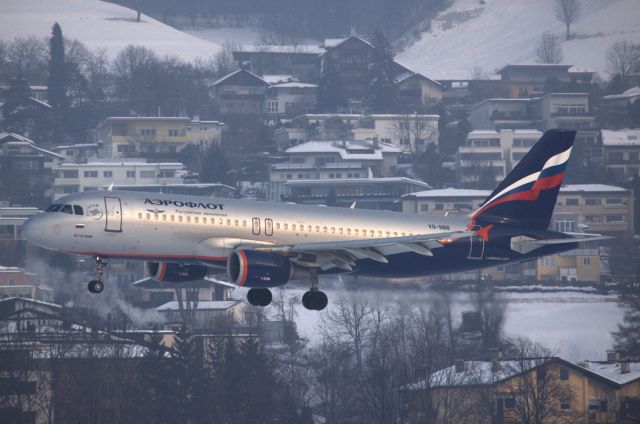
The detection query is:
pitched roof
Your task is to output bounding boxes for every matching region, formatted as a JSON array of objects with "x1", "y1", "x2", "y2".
[
  {"x1": 211, "y1": 69, "x2": 269, "y2": 87},
  {"x1": 602, "y1": 86, "x2": 640, "y2": 100},
  {"x1": 285, "y1": 140, "x2": 401, "y2": 159}
]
